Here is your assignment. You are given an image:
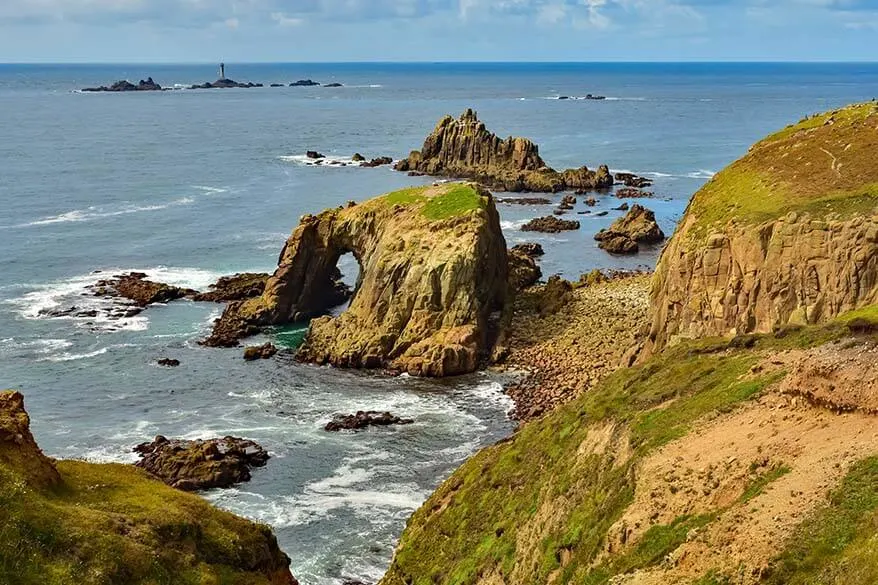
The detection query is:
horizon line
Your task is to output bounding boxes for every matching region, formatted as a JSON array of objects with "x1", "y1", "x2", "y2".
[{"x1": 2, "y1": 59, "x2": 878, "y2": 66}]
